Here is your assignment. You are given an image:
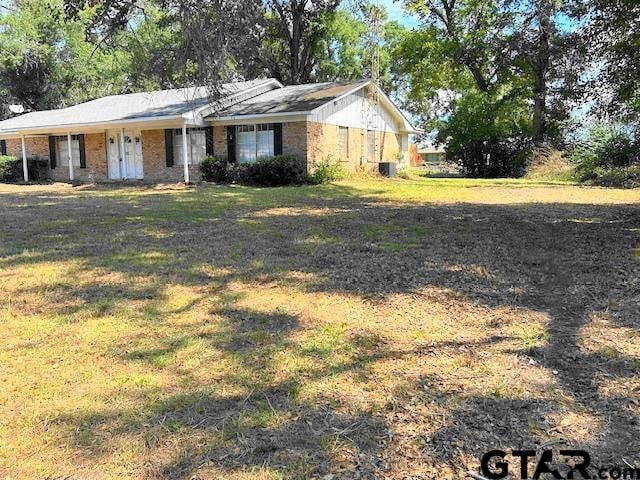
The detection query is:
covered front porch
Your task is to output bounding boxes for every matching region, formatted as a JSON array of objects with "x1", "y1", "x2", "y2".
[{"x1": 7, "y1": 121, "x2": 214, "y2": 184}]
